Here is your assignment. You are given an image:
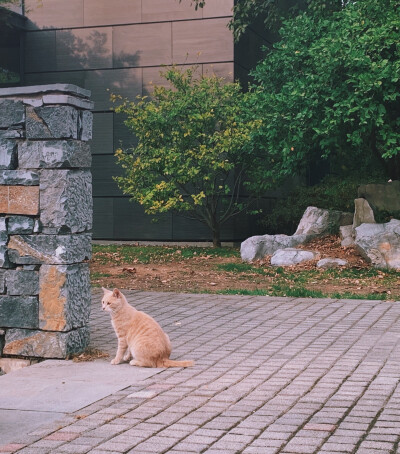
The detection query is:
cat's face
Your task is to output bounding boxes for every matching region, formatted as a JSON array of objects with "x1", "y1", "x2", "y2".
[{"x1": 102, "y1": 287, "x2": 123, "y2": 312}]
